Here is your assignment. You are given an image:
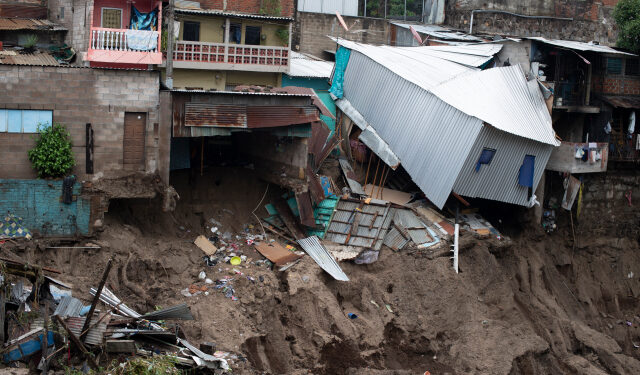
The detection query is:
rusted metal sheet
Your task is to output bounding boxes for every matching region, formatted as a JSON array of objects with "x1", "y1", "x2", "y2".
[
  {"x1": 185, "y1": 103, "x2": 247, "y2": 128},
  {"x1": 0, "y1": 18, "x2": 65, "y2": 30},
  {"x1": 310, "y1": 121, "x2": 330, "y2": 162},
  {"x1": 295, "y1": 191, "x2": 316, "y2": 227},
  {"x1": 600, "y1": 95, "x2": 640, "y2": 109},
  {"x1": 246, "y1": 106, "x2": 319, "y2": 128},
  {"x1": 0, "y1": 53, "x2": 60, "y2": 66},
  {"x1": 307, "y1": 165, "x2": 325, "y2": 205},
  {"x1": 325, "y1": 199, "x2": 393, "y2": 250},
  {"x1": 0, "y1": 5, "x2": 47, "y2": 19}
]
